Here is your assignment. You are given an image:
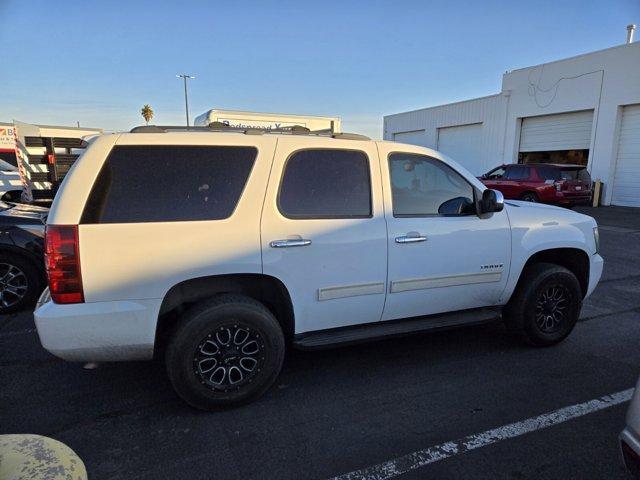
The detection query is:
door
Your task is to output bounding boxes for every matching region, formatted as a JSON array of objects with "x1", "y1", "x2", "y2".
[
  {"x1": 378, "y1": 144, "x2": 511, "y2": 321},
  {"x1": 393, "y1": 130, "x2": 427, "y2": 147},
  {"x1": 612, "y1": 105, "x2": 640, "y2": 207},
  {"x1": 437, "y1": 123, "x2": 484, "y2": 175},
  {"x1": 501, "y1": 165, "x2": 531, "y2": 199},
  {"x1": 519, "y1": 110, "x2": 594, "y2": 153},
  {"x1": 261, "y1": 137, "x2": 387, "y2": 334}
]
